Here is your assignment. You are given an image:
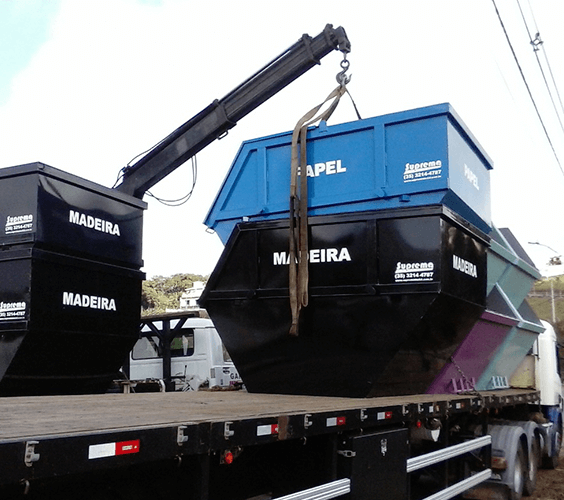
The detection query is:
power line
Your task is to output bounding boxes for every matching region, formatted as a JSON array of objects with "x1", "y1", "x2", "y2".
[
  {"x1": 491, "y1": 0, "x2": 564, "y2": 175},
  {"x1": 526, "y1": 0, "x2": 564, "y2": 120},
  {"x1": 516, "y1": 0, "x2": 564, "y2": 138}
]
